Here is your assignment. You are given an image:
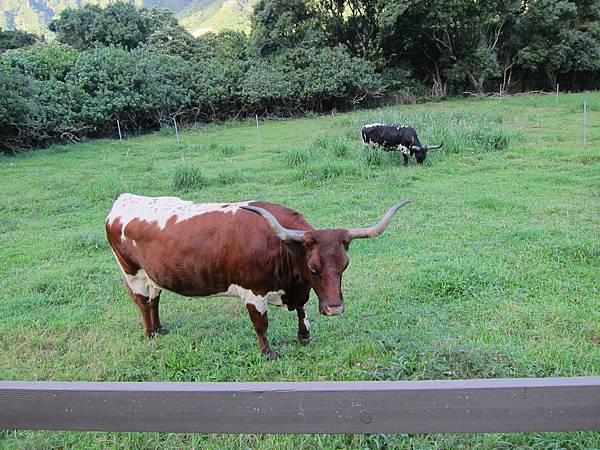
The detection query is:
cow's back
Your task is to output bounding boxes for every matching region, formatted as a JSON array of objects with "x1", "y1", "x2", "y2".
[{"x1": 361, "y1": 123, "x2": 421, "y2": 149}]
